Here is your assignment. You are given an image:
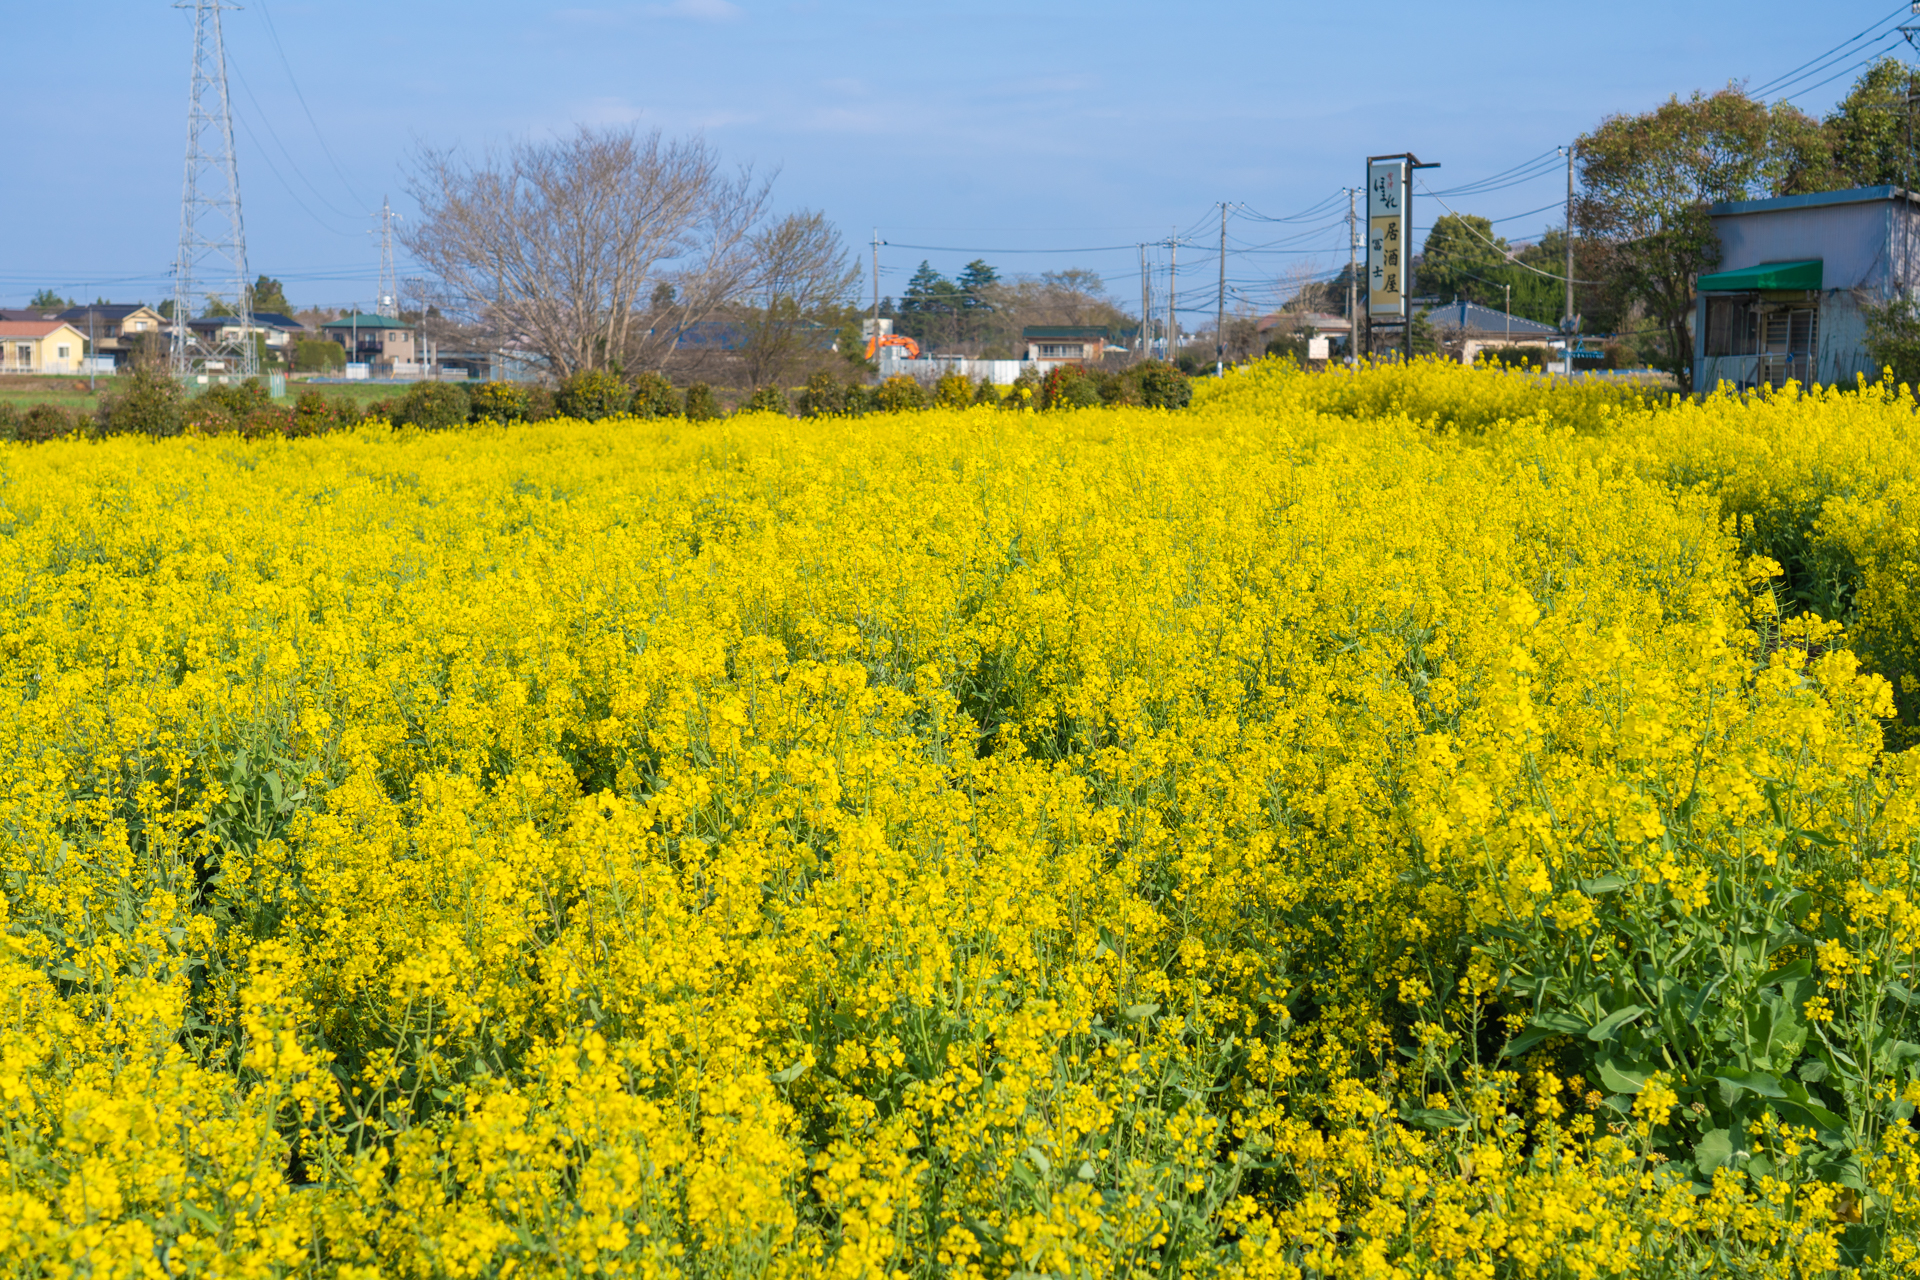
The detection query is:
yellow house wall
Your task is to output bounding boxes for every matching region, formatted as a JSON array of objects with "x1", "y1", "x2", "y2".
[{"x1": 2, "y1": 324, "x2": 88, "y2": 373}]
